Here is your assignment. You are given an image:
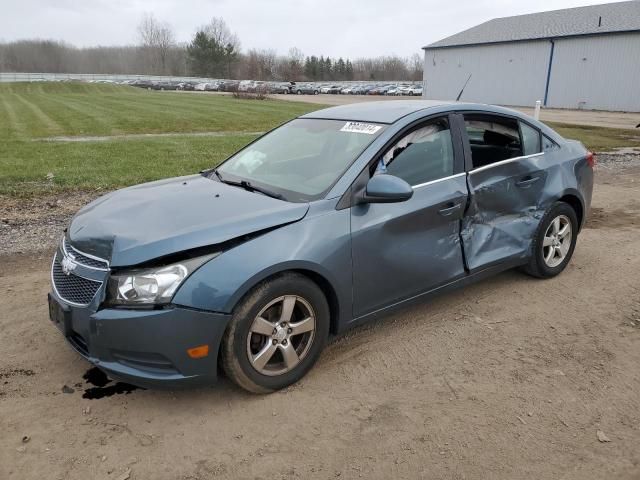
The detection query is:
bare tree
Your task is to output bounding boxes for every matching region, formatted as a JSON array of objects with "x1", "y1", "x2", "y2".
[
  {"x1": 409, "y1": 53, "x2": 423, "y2": 81},
  {"x1": 0, "y1": 33, "x2": 420, "y2": 82},
  {"x1": 137, "y1": 13, "x2": 175, "y2": 74},
  {"x1": 282, "y1": 47, "x2": 305, "y2": 80},
  {"x1": 202, "y1": 17, "x2": 240, "y2": 52}
]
